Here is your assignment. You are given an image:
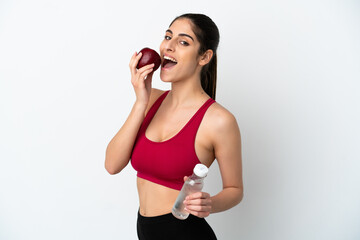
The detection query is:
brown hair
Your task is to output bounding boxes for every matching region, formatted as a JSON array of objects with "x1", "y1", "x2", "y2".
[{"x1": 170, "y1": 13, "x2": 220, "y2": 100}]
